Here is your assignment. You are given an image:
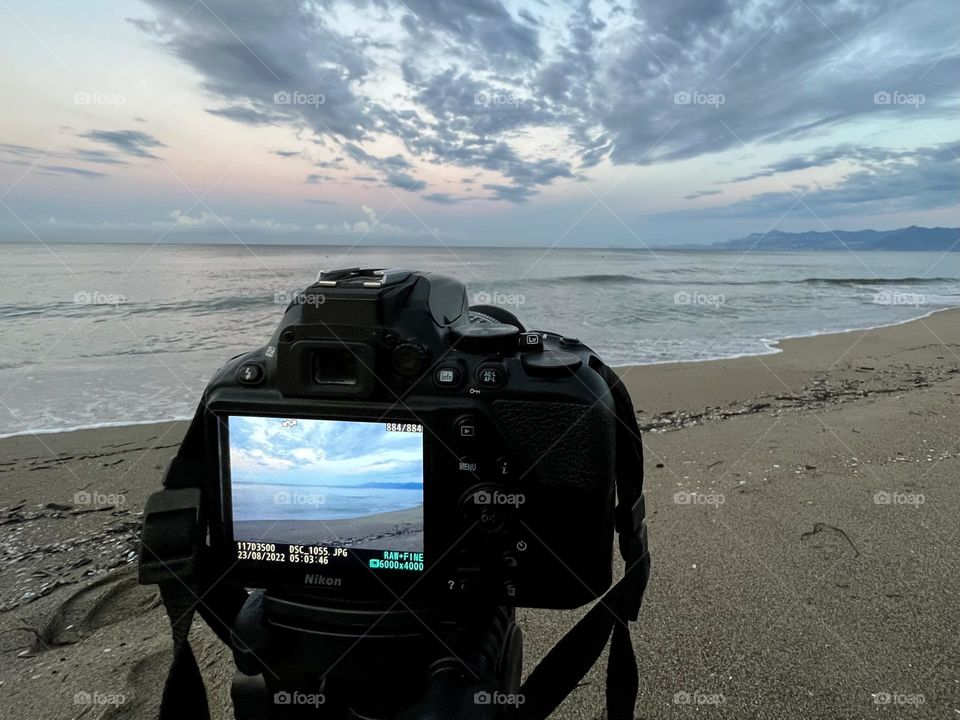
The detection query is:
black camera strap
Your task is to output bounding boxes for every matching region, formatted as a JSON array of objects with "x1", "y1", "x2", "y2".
[
  {"x1": 516, "y1": 363, "x2": 650, "y2": 720},
  {"x1": 140, "y1": 361, "x2": 649, "y2": 720}
]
